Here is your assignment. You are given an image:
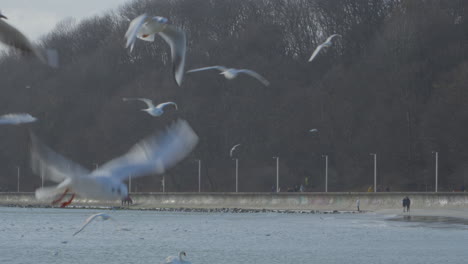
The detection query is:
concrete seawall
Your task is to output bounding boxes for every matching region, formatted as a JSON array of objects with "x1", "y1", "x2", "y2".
[{"x1": 1, "y1": 192, "x2": 467, "y2": 211}]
